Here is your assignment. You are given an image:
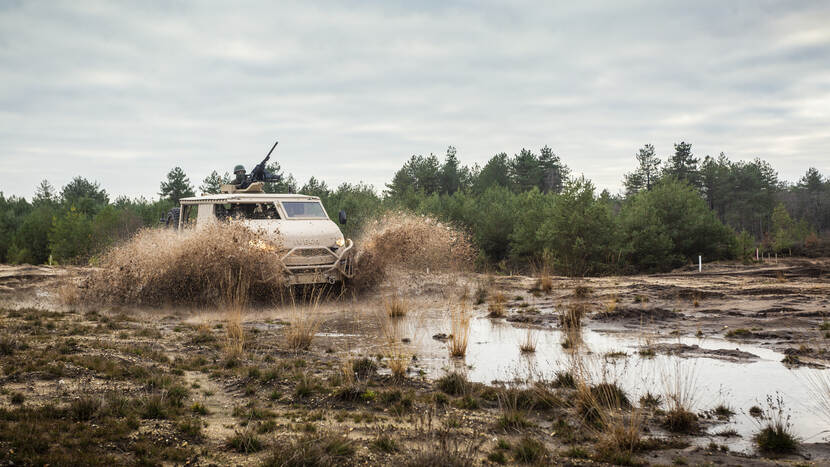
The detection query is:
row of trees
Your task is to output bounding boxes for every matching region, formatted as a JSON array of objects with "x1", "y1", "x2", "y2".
[
  {"x1": 0, "y1": 178, "x2": 172, "y2": 264},
  {"x1": 1, "y1": 142, "x2": 827, "y2": 272},
  {"x1": 623, "y1": 142, "x2": 829, "y2": 238}
]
